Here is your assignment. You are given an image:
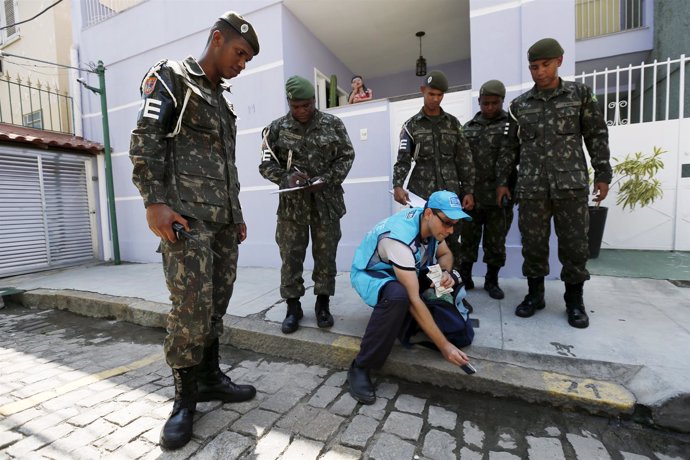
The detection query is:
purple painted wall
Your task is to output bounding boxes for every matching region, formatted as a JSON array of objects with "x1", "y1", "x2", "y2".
[{"x1": 366, "y1": 59, "x2": 472, "y2": 100}]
